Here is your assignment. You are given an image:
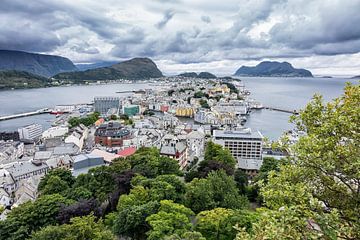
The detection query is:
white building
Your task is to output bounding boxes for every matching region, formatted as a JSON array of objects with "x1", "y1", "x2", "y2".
[
  {"x1": 213, "y1": 128, "x2": 263, "y2": 177},
  {"x1": 18, "y1": 124, "x2": 43, "y2": 141},
  {"x1": 65, "y1": 124, "x2": 88, "y2": 151},
  {"x1": 42, "y1": 126, "x2": 69, "y2": 139}
]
